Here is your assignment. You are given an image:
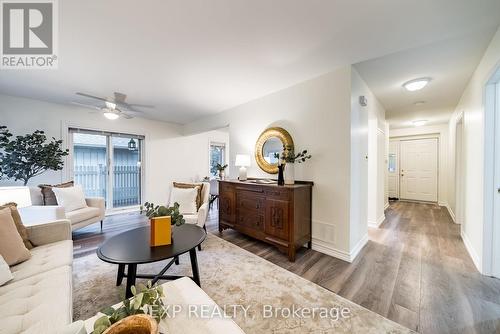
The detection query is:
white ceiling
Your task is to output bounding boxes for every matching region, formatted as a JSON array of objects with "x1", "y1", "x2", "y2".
[
  {"x1": 1, "y1": 0, "x2": 500, "y2": 124},
  {"x1": 354, "y1": 27, "x2": 498, "y2": 129}
]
